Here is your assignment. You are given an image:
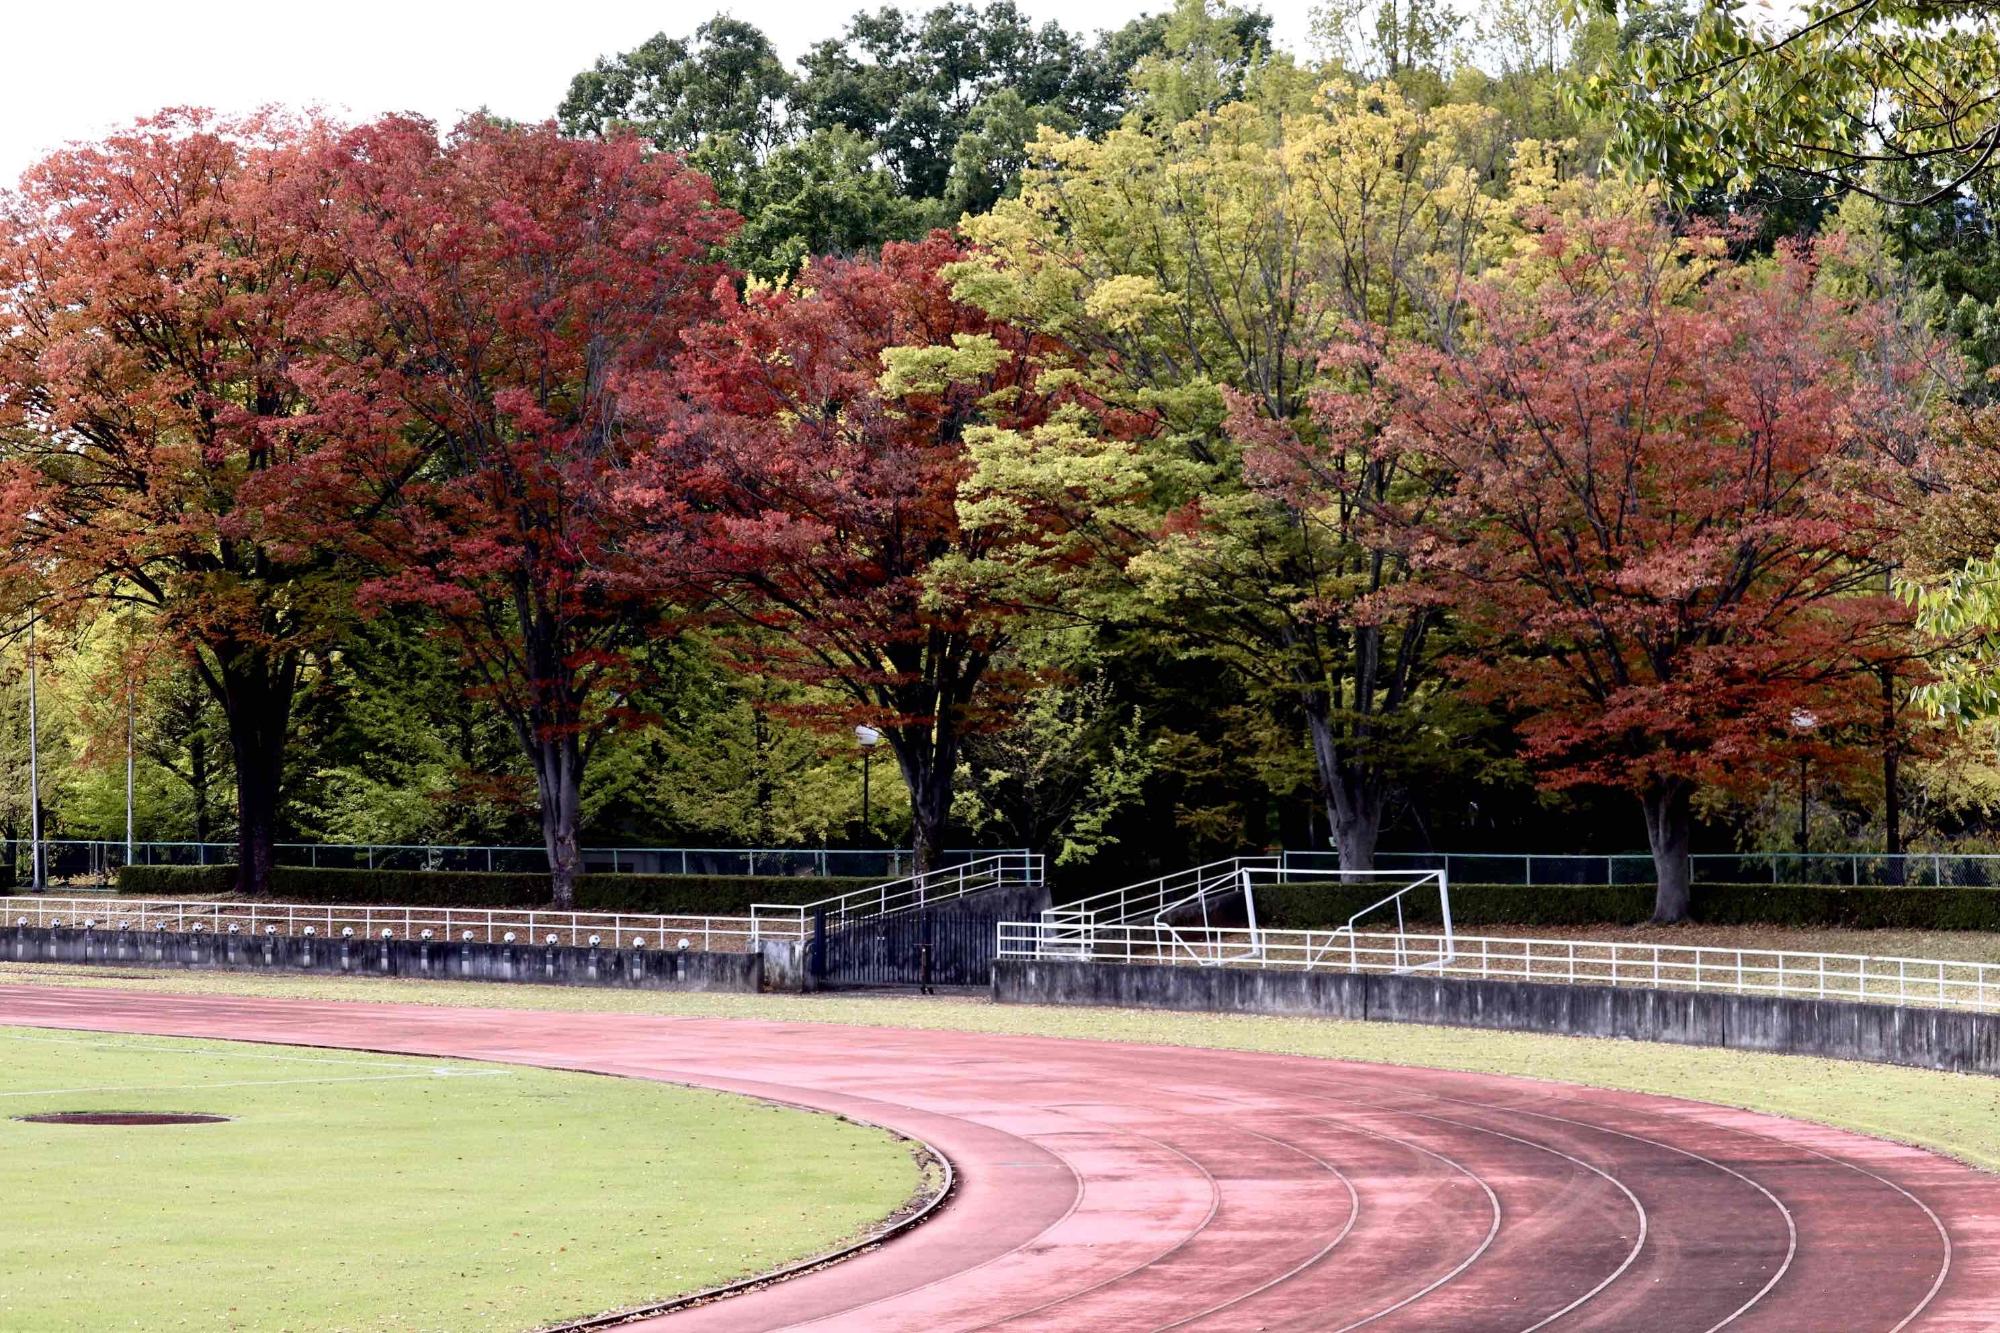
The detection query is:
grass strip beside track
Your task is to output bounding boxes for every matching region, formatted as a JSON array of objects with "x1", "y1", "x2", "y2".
[
  {"x1": 5, "y1": 961, "x2": 1999, "y2": 1178},
  {"x1": 0, "y1": 1023, "x2": 922, "y2": 1332}
]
